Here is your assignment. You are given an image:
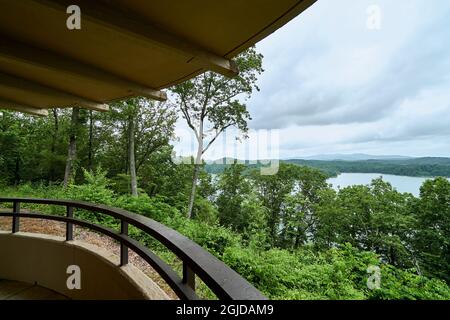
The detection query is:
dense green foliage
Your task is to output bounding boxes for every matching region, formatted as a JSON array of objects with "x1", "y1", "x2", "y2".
[
  {"x1": 1, "y1": 164, "x2": 449, "y2": 299},
  {"x1": 413, "y1": 178, "x2": 450, "y2": 282}
]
